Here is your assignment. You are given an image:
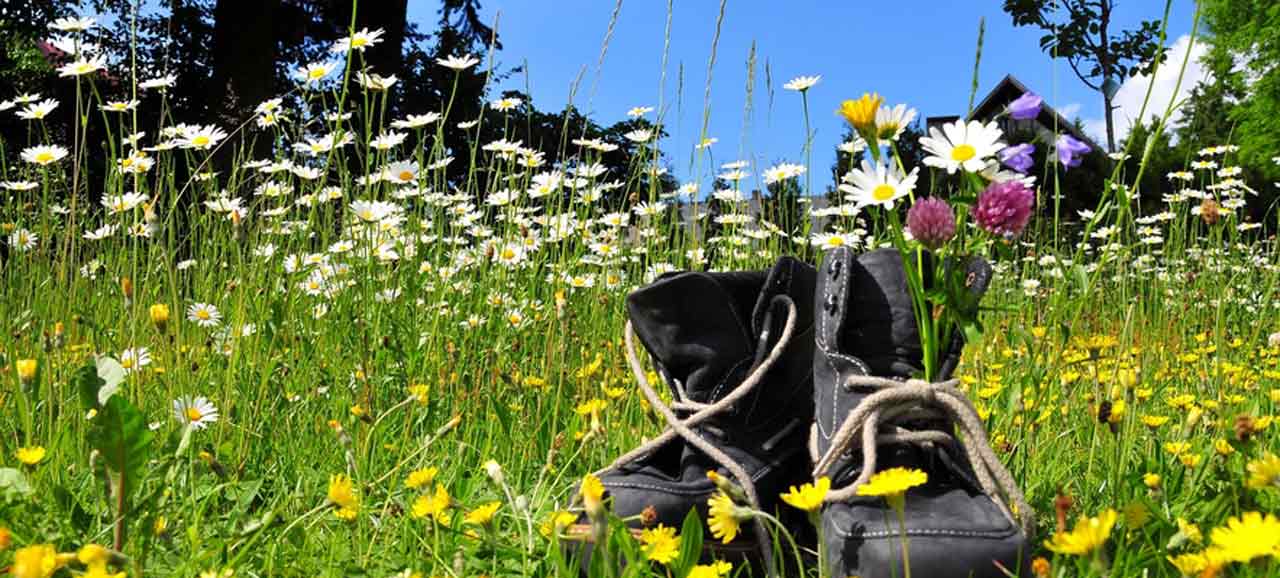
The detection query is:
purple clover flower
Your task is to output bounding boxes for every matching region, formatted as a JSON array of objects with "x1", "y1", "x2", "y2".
[
  {"x1": 998, "y1": 143, "x2": 1035, "y2": 174},
  {"x1": 1056, "y1": 134, "x2": 1092, "y2": 169},
  {"x1": 972, "y1": 180, "x2": 1035, "y2": 239},
  {"x1": 906, "y1": 197, "x2": 956, "y2": 250},
  {"x1": 1008, "y1": 92, "x2": 1043, "y2": 121}
]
